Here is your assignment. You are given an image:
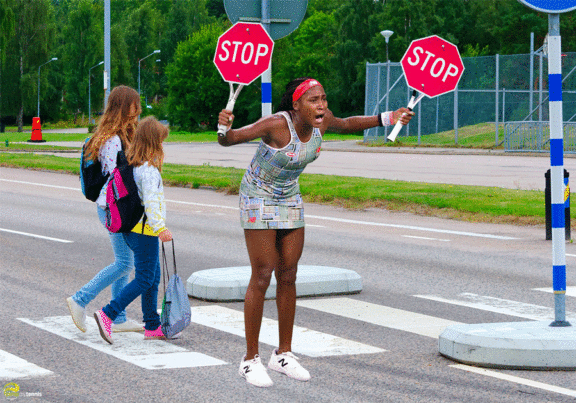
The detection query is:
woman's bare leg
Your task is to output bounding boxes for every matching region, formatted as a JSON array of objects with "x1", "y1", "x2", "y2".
[
  {"x1": 275, "y1": 227, "x2": 304, "y2": 354},
  {"x1": 243, "y1": 229, "x2": 279, "y2": 360}
]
